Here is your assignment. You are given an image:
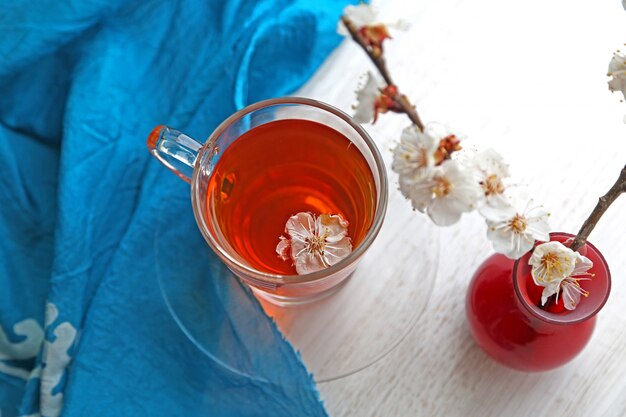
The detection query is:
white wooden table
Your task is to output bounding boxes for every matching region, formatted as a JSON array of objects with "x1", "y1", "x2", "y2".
[{"x1": 298, "y1": 1, "x2": 626, "y2": 415}]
